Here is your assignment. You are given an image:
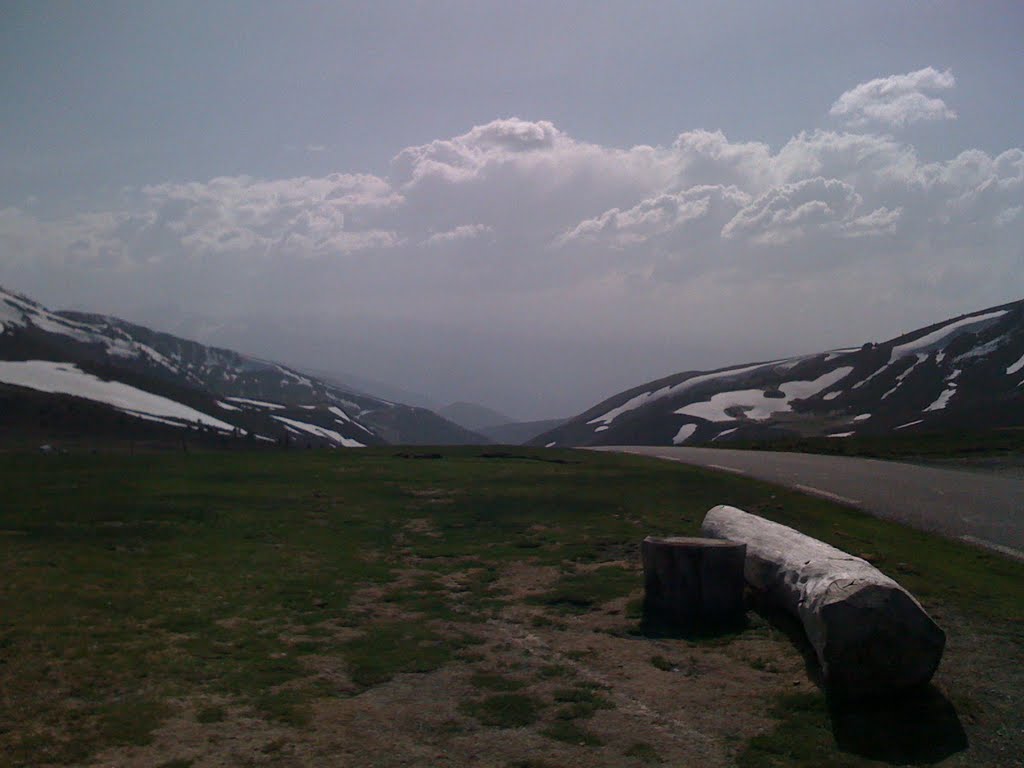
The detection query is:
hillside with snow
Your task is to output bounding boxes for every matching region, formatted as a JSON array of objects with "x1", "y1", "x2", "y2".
[
  {"x1": 0, "y1": 287, "x2": 487, "y2": 448},
  {"x1": 532, "y1": 300, "x2": 1024, "y2": 448}
]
